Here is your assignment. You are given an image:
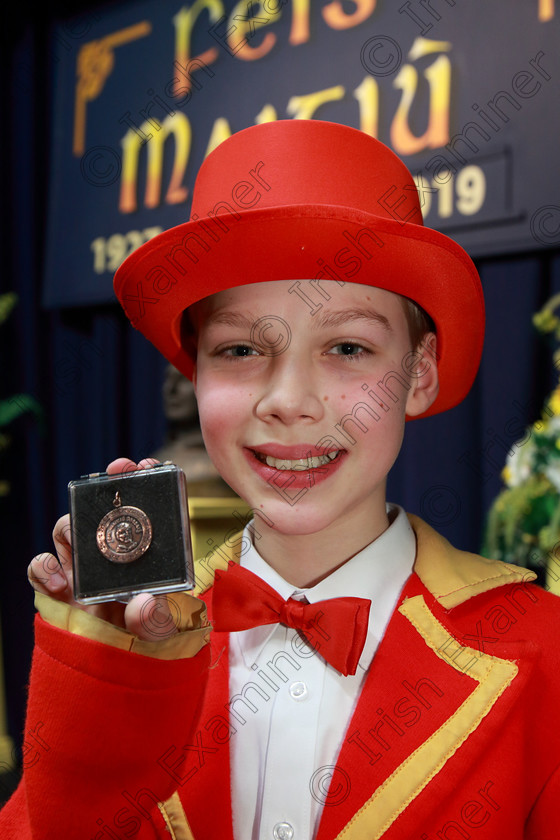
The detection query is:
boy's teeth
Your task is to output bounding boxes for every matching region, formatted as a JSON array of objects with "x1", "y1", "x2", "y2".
[{"x1": 259, "y1": 451, "x2": 340, "y2": 470}]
